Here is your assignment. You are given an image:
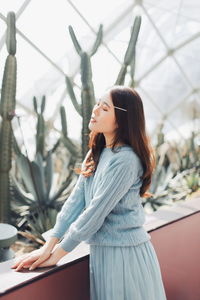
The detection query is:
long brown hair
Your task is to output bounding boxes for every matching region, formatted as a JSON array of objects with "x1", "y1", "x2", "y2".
[{"x1": 75, "y1": 85, "x2": 156, "y2": 198}]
